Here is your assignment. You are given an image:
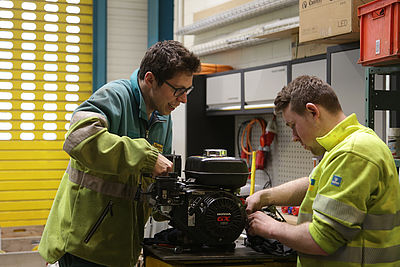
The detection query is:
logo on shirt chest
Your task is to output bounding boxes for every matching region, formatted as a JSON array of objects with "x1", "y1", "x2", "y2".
[
  {"x1": 153, "y1": 142, "x2": 164, "y2": 153},
  {"x1": 308, "y1": 178, "x2": 316, "y2": 191},
  {"x1": 331, "y1": 175, "x2": 342, "y2": 187}
]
